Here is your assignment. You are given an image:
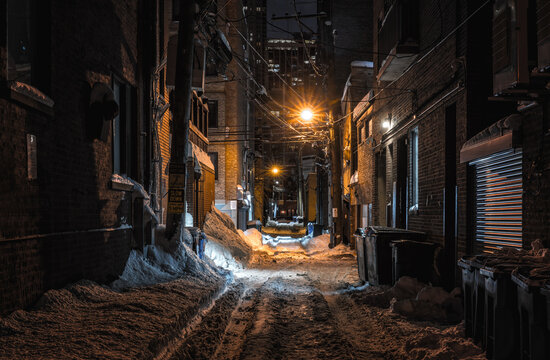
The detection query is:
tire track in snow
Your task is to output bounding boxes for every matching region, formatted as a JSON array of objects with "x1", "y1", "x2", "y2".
[
  {"x1": 211, "y1": 284, "x2": 267, "y2": 360},
  {"x1": 168, "y1": 283, "x2": 245, "y2": 360},
  {"x1": 236, "y1": 276, "x2": 355, "y2": 360},
  {"x1": 153, "y1": 277, "x2": 233, "y2": 360}
]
